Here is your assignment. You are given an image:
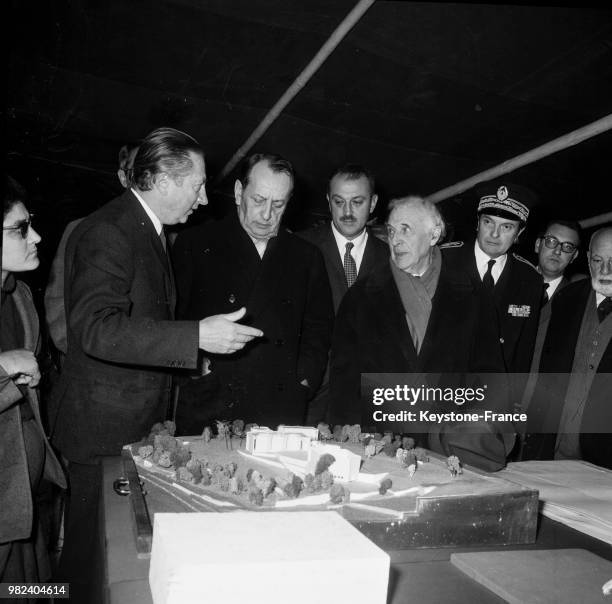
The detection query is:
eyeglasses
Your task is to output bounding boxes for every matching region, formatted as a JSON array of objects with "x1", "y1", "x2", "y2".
[
  {"x1": 2, "y1": 216, "x2": 34, "y2": 239},
  {"x1": 541, "y1": 235, "x2": 577, "y2": 254}
]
